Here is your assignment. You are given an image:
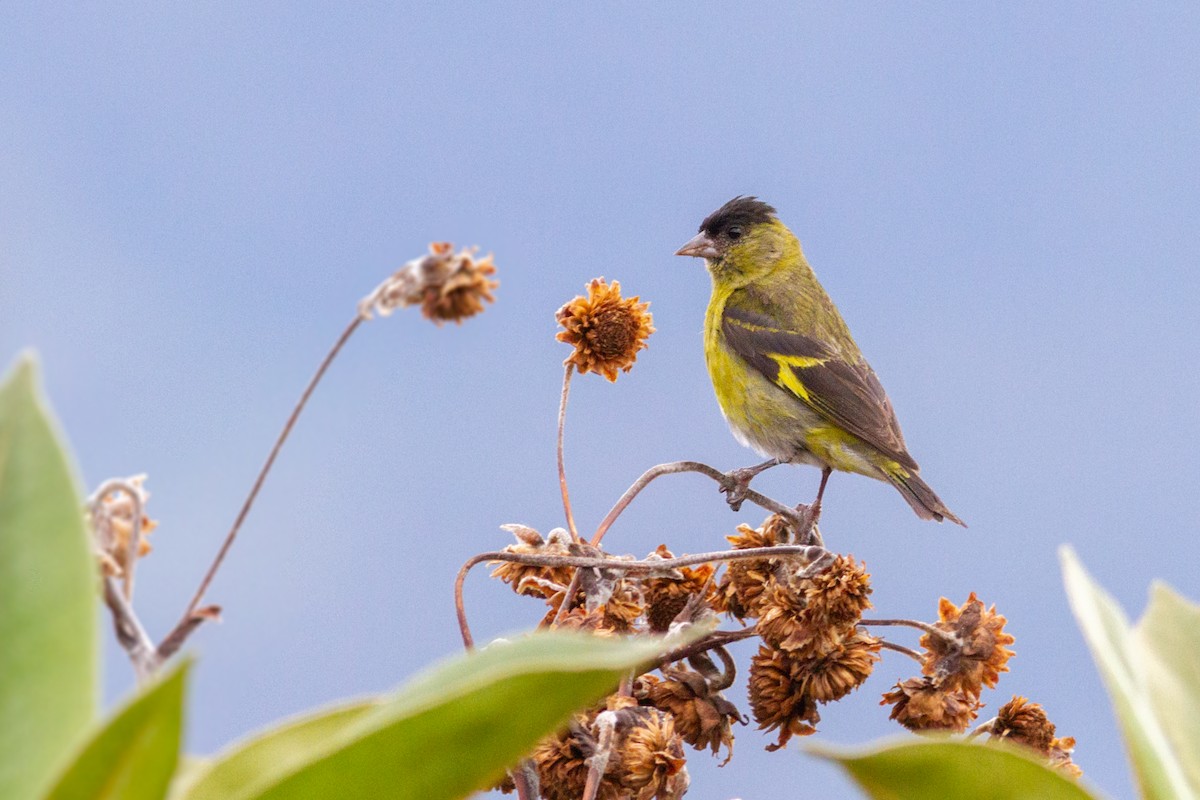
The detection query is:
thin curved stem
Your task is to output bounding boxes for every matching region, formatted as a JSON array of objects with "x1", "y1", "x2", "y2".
[
  {"x1": 860, "y1": 617, "x2": 948, "y2": 639},
  {"x1": 878, "y1": 639, "x2": 925, "y2": 664},
  {"x1": 590, "y1": 460, "x2": 811, "y2": 547},
  {"x1": 658, "y1": 628, "x2": 758, "y2": 667},
  {"x1": 557, "y1": 364, "x2": 580, "y2": 542},
  {"x1": 183, "y1": 315, "x2": 364, "y2": 618}
]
